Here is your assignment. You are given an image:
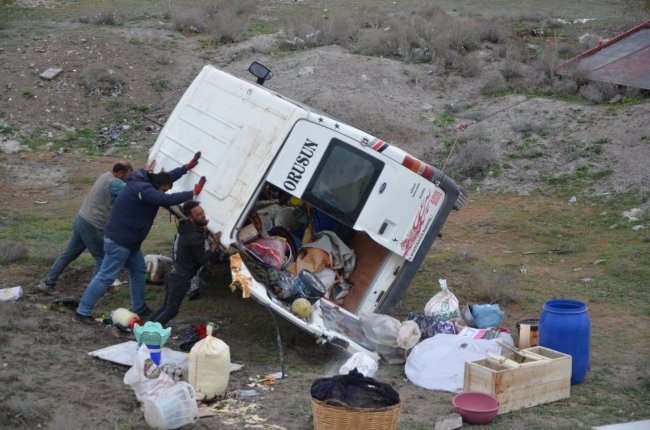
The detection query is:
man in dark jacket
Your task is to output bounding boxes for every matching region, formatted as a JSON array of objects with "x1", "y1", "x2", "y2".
[
  {"x1": 149, "y1": 201, "x2": 222, "y2": 326},
  {"x1": 74, "y1": 153, "x2": 205, "y2": 325}
]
